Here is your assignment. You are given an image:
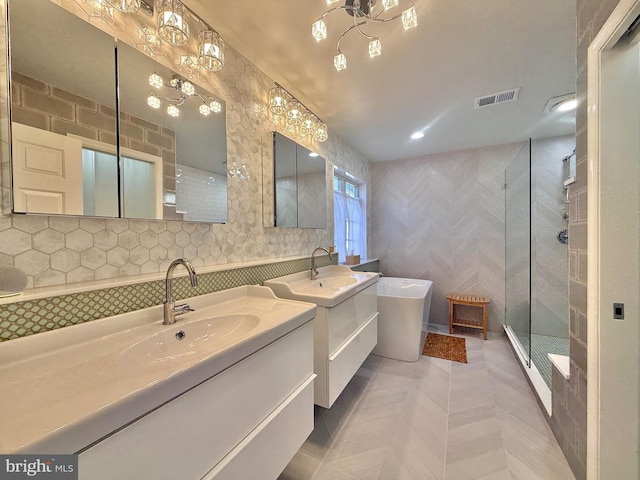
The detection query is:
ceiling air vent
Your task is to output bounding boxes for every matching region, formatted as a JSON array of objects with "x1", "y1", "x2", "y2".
[{"x1": 474, "y1": 87, "x2": 520, "y2": 109}]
